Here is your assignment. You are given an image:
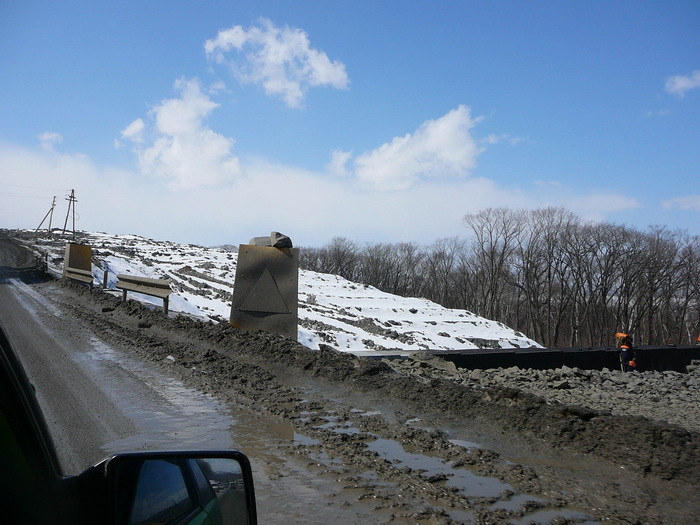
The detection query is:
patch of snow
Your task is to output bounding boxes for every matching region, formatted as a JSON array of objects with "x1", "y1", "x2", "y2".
[{"x1": 30, "y1": 231, "x2": 541, "y2": 353}]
